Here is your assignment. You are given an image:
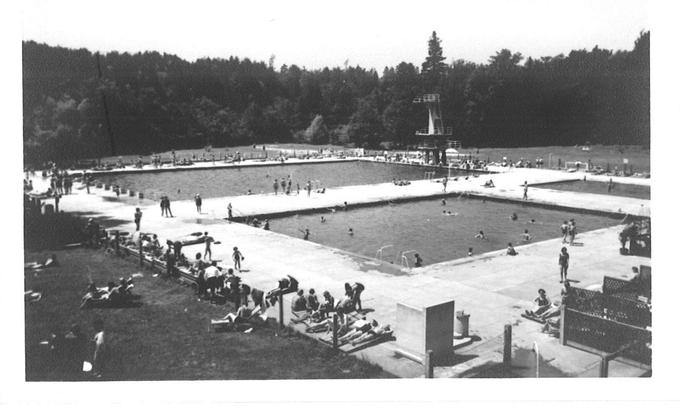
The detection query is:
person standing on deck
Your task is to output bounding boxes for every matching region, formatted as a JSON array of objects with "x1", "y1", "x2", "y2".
[
  {"x1": 232, "y1": 246, "x2": 245, "y2": 272},
  {"x1": 442, "y1": 177, "x2": 448, "y2": 192},
  {"x1": 134, "y1": 208, "x2": 142, "y2": 231},
  {"x1": 306, "y1": 180, "x2": 312, "y2": 197},
  {"x1": 227, "y1": 203, "x2": 233, "y2": 221},
  {"x1": 195, "y1": 194, "x2": 202, "y2": 214},
  {"x1": 166, "y1": 197, "x2": 174, "y2": 218},
  {"x1": 607, "y1": 178, "x2": 613, "y2": 193},
  {"x1": 523, "y1": 181, "x2": 528, "y2": 200},
  {"x1": 204, "y1": 232, "x2": 214, "y2": 261},
  {"x1": 559, "y1": 247, "x2": 570, "y2": 283},
  {"x1": 560, "y1": 221, "x2": 569, "y2": 243},
  {"x1": 568, "y1": 219, "x2": 577, "y2": 245}
]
